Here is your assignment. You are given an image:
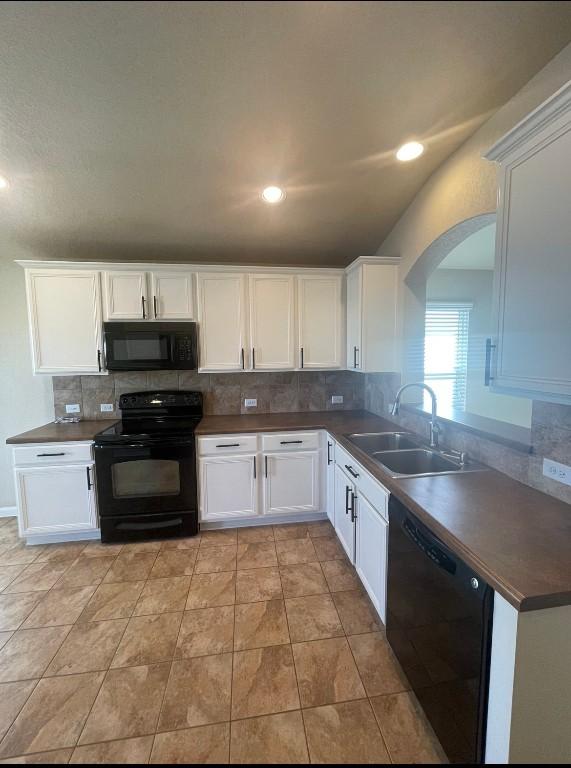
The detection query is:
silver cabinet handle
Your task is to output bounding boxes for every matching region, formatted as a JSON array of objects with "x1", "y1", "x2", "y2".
[
  {"x1": 485, "y1": 338, "x2": 496, "y2": 386},
  {"x1": 353, "y1": 346, "x2": 360, "y2": 368}
]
